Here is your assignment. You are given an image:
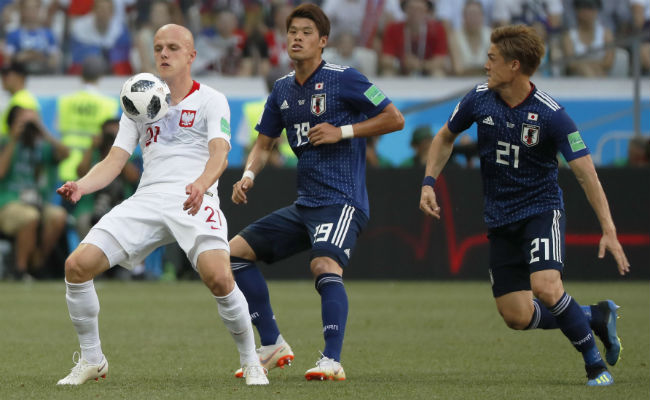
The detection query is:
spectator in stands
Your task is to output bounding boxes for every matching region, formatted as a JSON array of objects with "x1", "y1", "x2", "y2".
[
  {"x1": 133, "y1": 0, "x2": 173, "y2": 74},
  {"x1": 235, "y1": 68, "x2": 296, "y2": 167},
  {"x1": 492, "y1": 0, "x2": 564, "y2": 31},
  {"x1": 0, "y1": 61, "x2": 40, "y2": 137},
  {"x1": 626, "y1": 136, "x2": 650, "y2": 167},
  {"x1": 381, "y1": 0, "x2": 449, "y2": 76},
  {"x1": 400, "y1": 125, "x2": 433, "y2": 167},
  {"x1": 436, "y1": 0, "x2": 495, "y2": 32},
  {"x1": 193, "y1": 8, "x2": 247, "y2": 75},
  {"x1": 366, "y1": 135, "x2": 393, "y2": 167},
  {"x1": 75, "y1": 119, "x2": 141, "y2": 238},
  {"x1": 67, "y1": 0, "x2": 133, "y2": 75},
  {"x1": 448, "y1": 0, "x2": 492, "y2": 76},
  {"x1": 562, "y1": 0, "x2": 614, "y2": 77},
  {"x1": 631, "y1": 0, "x2": 650, "y2": 74},
  {"x1": 562, "y1": 0, "x2": 632, "y2": 37},
  {"x1": 239, "y1": 18, "x2": 271, "y2": 77},
  {"x1": 264, "y1": 2, "x2": 293, "y2": 73},
  {"x1": 56, "y1": 56, "x2": 119, "y2": 232},
  {"x1": 1, "y1": 0, "x2": 17, "y2": 37},
  {"x1": 0, "y1": 106, "x2": 69, "y2": 280},
  {"x1": 200, "y1": 0, "x2": 247, "y2": 22},
  {"x1": 321, "y1": 0, "x2": 404, "y2": 49},
  {"x1": 450, "y1": 134, "x2": 479, "y2": 168},
  {"x1": 323, "y1": 31, "x2": 378, "y2": 76},
  {"x1": 50, "y1": 0, "x2": 135, "y2": 21},
  {"x1": 3, "y1": 0, "x2": 60, "y2": 74}
]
